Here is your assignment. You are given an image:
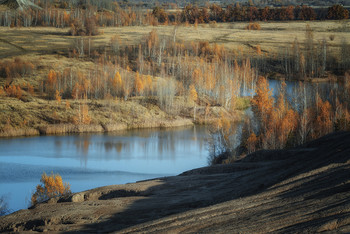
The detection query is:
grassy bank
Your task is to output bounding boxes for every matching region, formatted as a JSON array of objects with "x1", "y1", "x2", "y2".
[{"x1": 0, "y1": 95, "x2": 248, "y2": 138}]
